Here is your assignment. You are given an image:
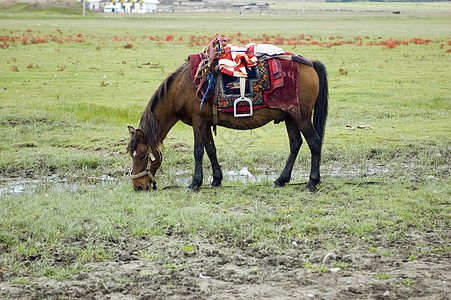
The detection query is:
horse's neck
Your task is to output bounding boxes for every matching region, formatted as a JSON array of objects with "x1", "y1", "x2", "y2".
[
  {"x1": 148, "y1": 63, "x2": 188, "y2": 144},
  {"x1": 152, "y1": 98, "x2": 179, "y2": 144}
]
